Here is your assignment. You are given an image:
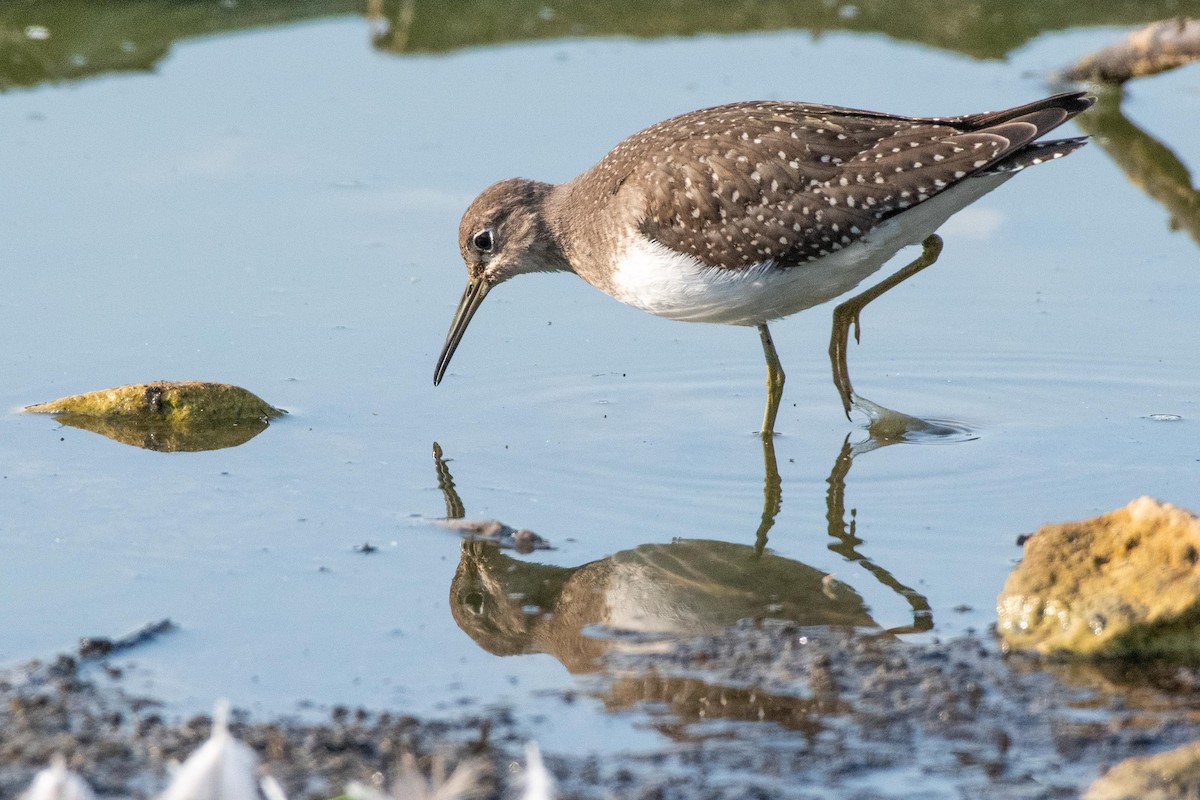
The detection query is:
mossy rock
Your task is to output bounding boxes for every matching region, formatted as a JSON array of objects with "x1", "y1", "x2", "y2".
[
  {"x1": 1085, "y1": 738, "x2": 1200, "y2": 800},
  {"x1": 25, "y1": 381, "x2": 283, "y2": 452},
  {"x1": 997, "y1": 497, "x2": 1200, "y2": 658},
  {"x1": 26, "y1": 381, "x2": 283, "y2": 422}
]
